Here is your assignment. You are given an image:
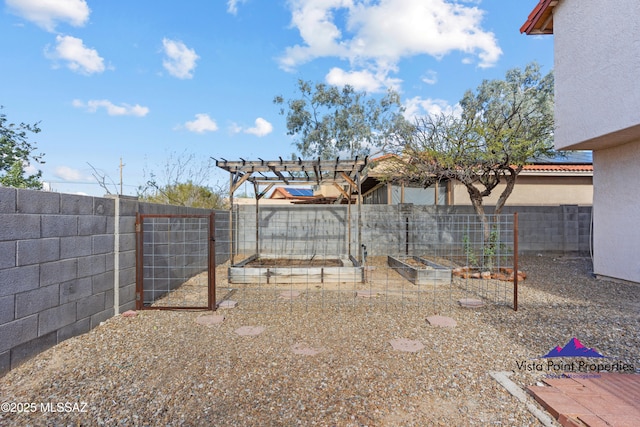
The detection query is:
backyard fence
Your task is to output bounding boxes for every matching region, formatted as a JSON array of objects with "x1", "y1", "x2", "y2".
[
  {"x1": 1, "y1": 186, "x2": 588, "y2": 375},
  {"x1": 213, "y1": 205, "x2": 519, "y2": 313}
]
